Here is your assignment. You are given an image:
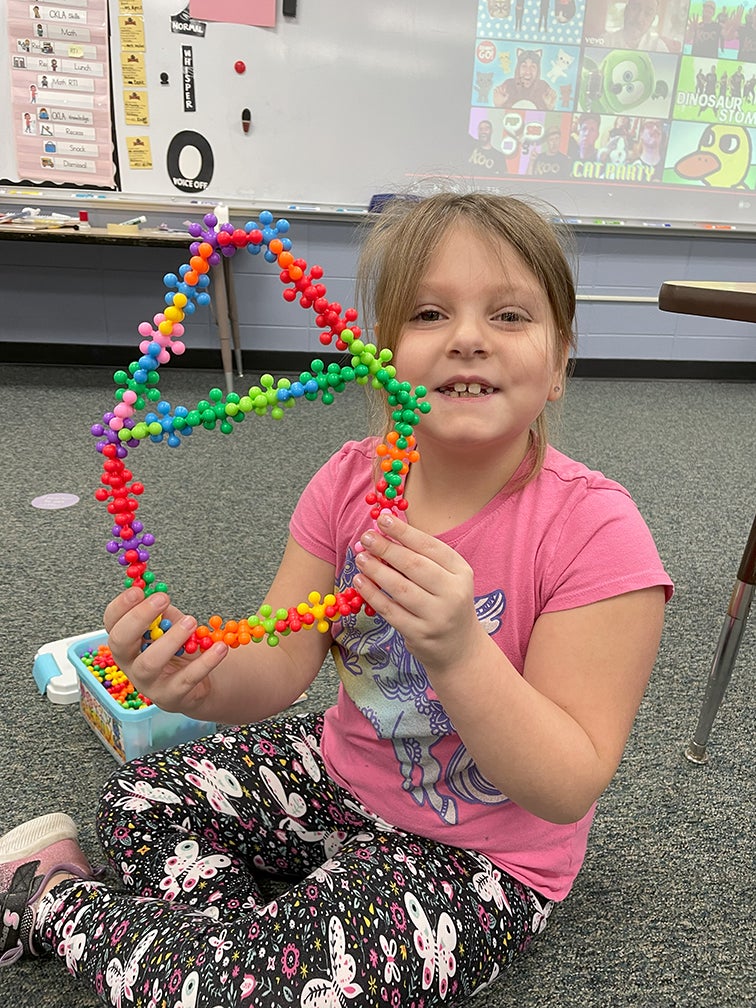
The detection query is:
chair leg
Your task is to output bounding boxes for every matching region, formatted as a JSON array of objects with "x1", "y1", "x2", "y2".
[{"x1": 685, "y1": 515, "x2": 756, "y2": 765}]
